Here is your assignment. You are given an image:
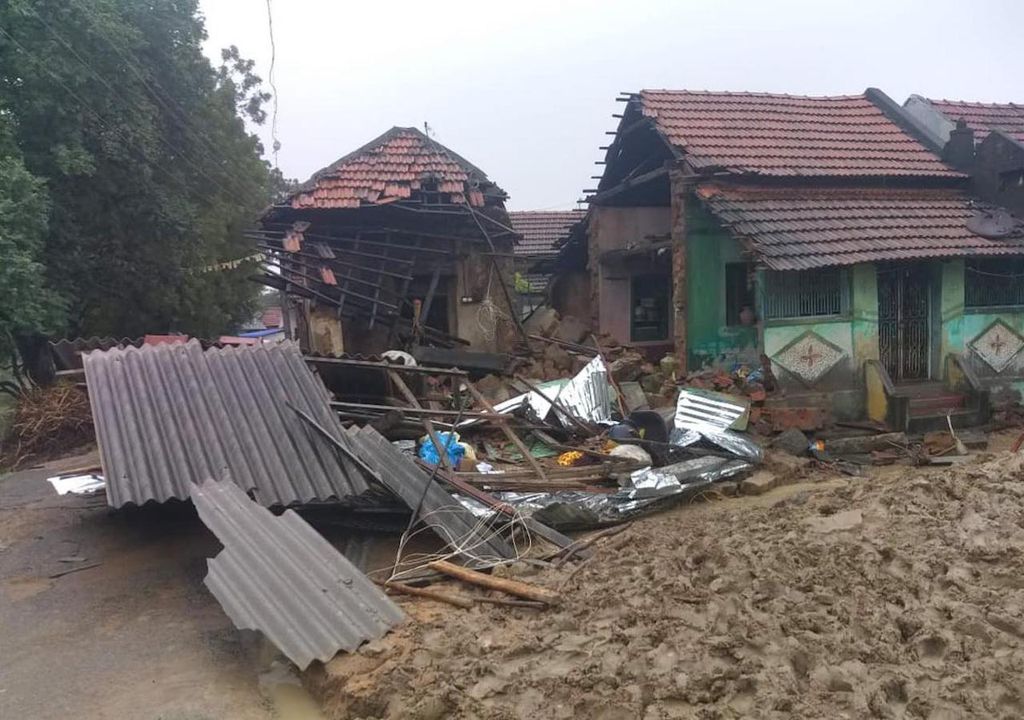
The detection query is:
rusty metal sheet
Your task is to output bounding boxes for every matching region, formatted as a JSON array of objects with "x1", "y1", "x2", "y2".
[
  {"x1": 191, "y1": 478, "x2": 404, "y2": 670},
  {"x1": 84, "y1": 339, "x2": 370, "y2": 508}
]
